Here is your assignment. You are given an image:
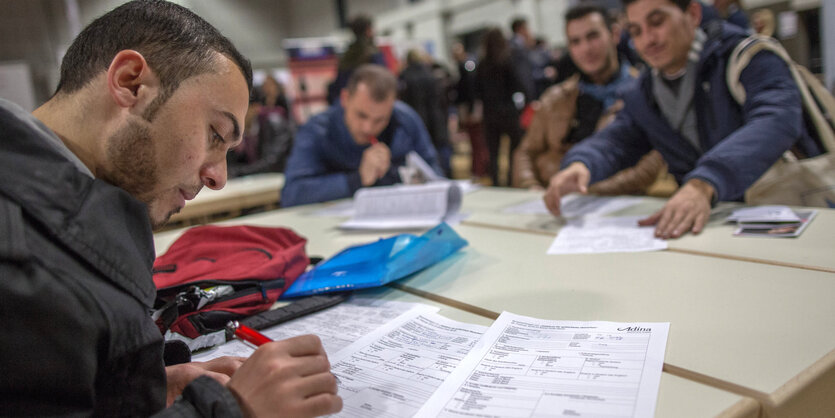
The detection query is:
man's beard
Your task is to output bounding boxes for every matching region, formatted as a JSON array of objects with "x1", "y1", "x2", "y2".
[{"x1": 102, "y1": 117, "x2": 165, "y2": 227}]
